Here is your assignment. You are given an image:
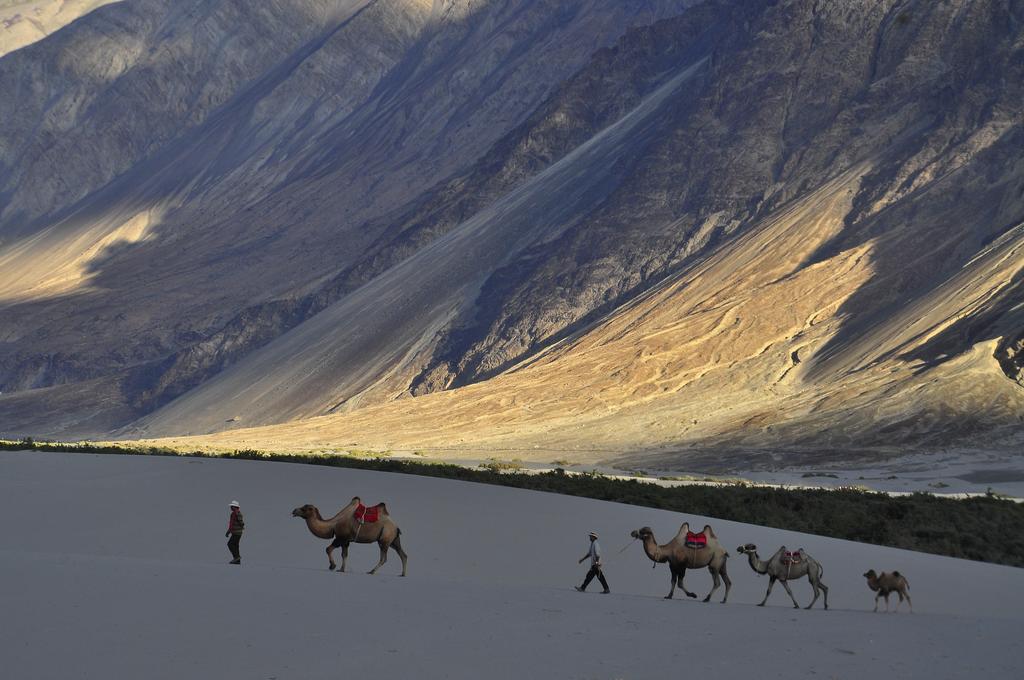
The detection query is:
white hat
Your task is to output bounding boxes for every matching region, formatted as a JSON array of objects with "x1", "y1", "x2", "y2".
[{"x1": 229, "y1": 500, "x2": 240, "y2": 508}]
